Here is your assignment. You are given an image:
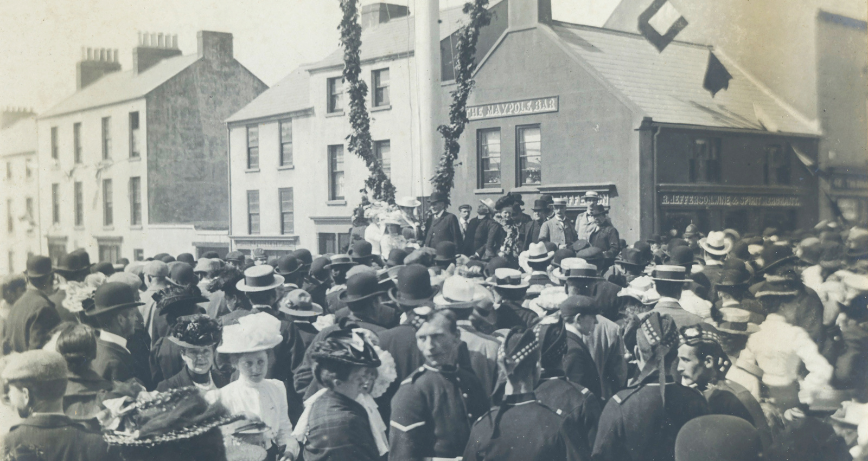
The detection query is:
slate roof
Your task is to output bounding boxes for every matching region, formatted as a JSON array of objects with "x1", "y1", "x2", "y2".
[
  {"x1": 225, "y1": 67, "x2": 311, "y2": 123},
  {"x1": 39, "y1": 54, "x2": 200, "y2": 119},
  {"x1": 544, "y1": 21, "x2": 817, "y2": 135},
  {"x1": 0, "y1": 117, "x2": 37, "y2": 157}
]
